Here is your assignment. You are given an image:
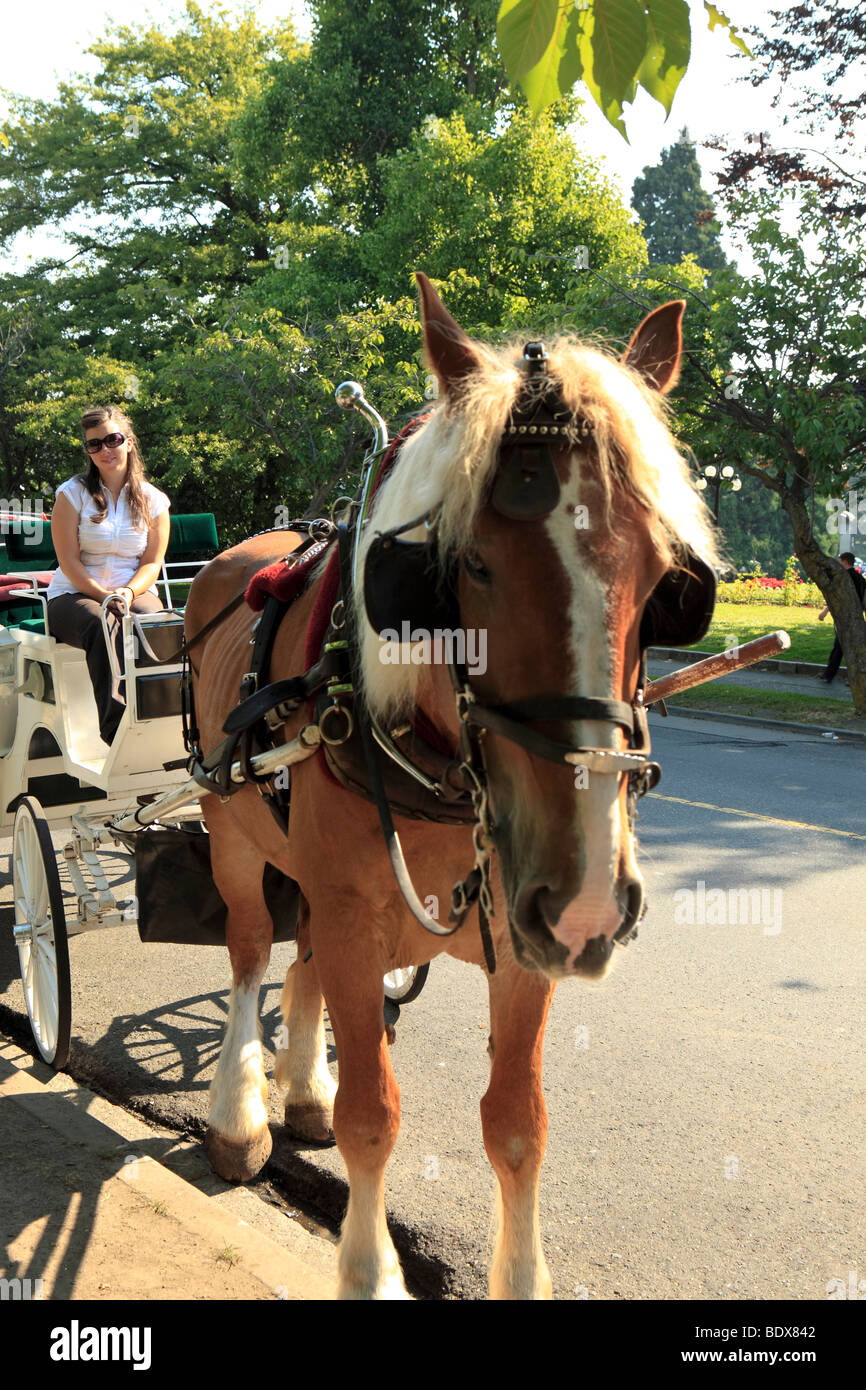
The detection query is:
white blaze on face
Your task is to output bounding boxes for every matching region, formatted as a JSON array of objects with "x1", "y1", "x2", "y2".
[{"x1": 543, "y1": 473, "x2": 624, "y2": 965}]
